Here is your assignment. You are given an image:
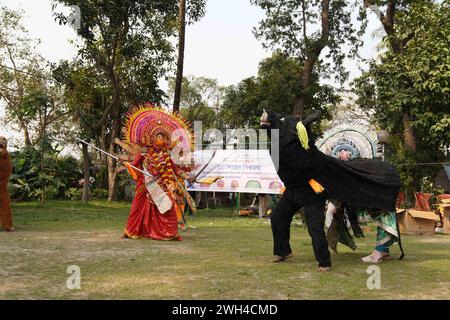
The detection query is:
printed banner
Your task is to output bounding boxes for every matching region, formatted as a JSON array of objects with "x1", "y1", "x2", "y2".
[{"x1": 187, "y1": 149, "x2": 284, "y2": 194}]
